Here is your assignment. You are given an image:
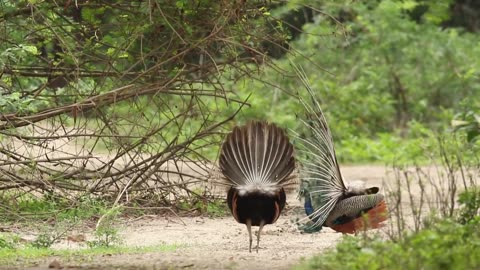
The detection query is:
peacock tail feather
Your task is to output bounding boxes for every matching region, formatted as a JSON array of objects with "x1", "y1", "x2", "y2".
[
  {"x1": 219, "y1": 121, "x2": 296, "y2": 193},
  {"x1": 293, "y1": 65, "x2": 347, "y2": 229},
  {"x1": 293, "y1": 64, "x2": 388, "y2": 233}
]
